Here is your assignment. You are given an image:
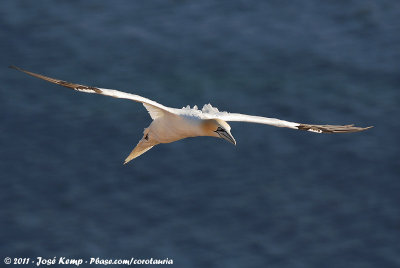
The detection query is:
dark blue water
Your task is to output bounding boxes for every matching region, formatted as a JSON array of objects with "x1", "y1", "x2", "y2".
[{"x1": 1, "y1": 1, "x2": 399, "y2": 267}]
